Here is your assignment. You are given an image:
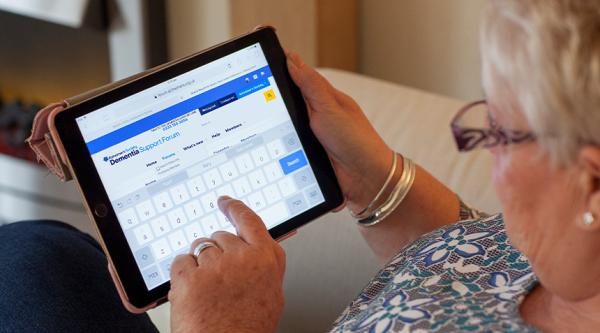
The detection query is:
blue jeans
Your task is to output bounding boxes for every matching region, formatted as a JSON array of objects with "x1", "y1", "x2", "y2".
[{"x1": 0, "y1": 220, "x2": 158, "y2": 332}]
